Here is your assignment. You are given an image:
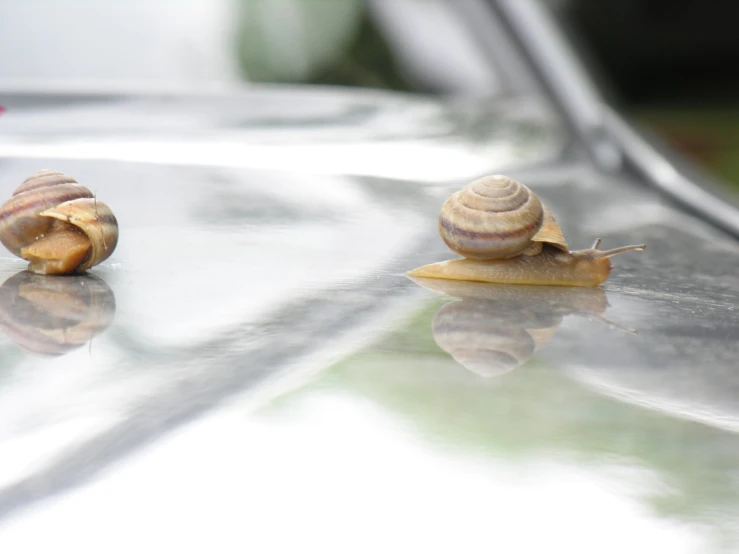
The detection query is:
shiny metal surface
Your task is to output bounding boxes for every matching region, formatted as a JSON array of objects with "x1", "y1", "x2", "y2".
[{"x1": 0, "y1": 89, "x2": 738, "y2": 552}]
